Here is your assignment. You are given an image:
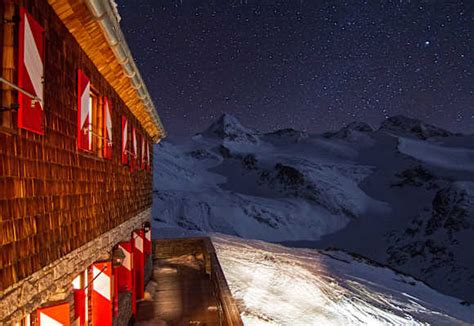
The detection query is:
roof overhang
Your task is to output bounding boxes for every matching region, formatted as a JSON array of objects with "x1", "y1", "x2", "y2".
[{"x1": 47, "y1": 0, "x2": 166, "y2": 141}]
